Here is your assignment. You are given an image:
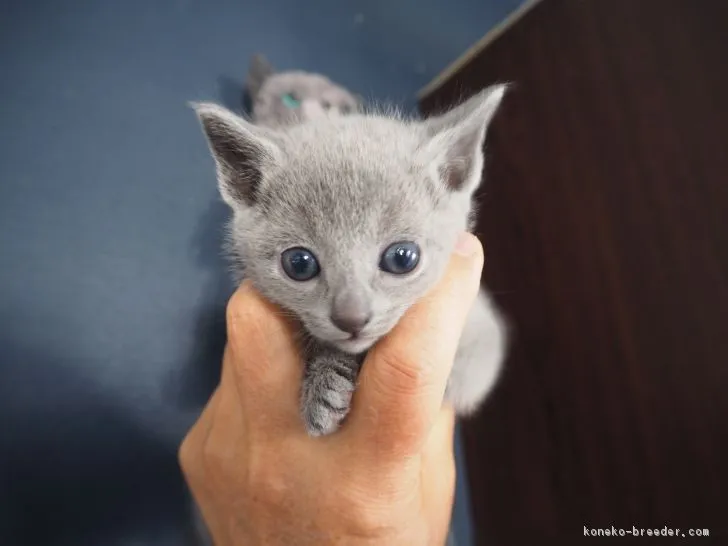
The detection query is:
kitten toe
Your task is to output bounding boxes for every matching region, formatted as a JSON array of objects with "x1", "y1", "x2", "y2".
[
  {"x1": 301, "y1": 366, "x2": 355, "y2": 437},
  {"x1": 302, "y1": 402, "x2": 346, "y2": 437}
]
